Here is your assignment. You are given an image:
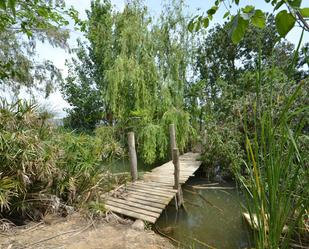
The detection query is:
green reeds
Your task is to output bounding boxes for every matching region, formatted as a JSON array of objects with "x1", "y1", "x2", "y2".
[{"x1": 239, "y1": 61, "x2": 309, "y2": 248}]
